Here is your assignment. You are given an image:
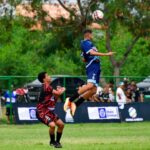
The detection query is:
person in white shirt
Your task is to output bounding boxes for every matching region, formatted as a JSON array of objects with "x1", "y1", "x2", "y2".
[{"x1": 116, "y1": 82, "x2": 127, "y2": 109}]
